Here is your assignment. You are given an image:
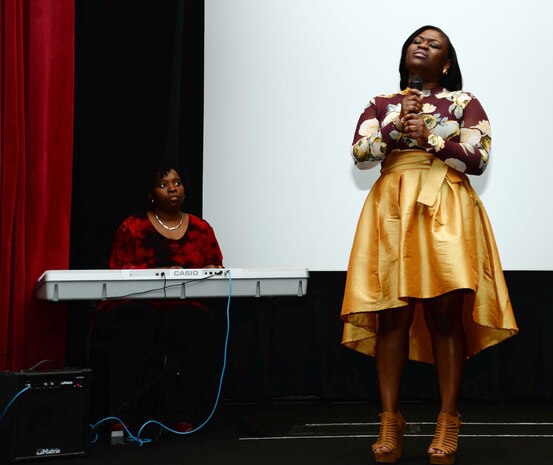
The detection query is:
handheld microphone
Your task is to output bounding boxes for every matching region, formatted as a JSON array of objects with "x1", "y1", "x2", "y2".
[{"x1": 409, "y1": 75, "x2": 423, "y2": 91}]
